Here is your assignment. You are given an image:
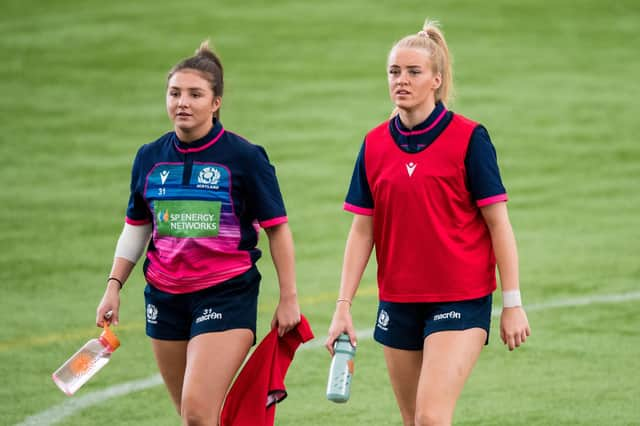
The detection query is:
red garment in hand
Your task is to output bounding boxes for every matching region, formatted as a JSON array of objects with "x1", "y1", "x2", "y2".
[{"x1": 220, "y1": 315, "x2": 314, "y2": 426}]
